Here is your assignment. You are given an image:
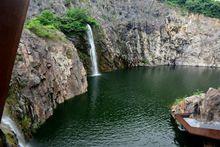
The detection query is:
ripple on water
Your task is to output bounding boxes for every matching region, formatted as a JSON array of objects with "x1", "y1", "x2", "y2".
[{"x1": 31, "y1": 66, "x2": 220, "y2": 147}]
